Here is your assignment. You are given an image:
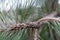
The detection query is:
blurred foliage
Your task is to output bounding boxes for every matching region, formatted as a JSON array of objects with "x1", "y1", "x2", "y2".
[{"x1": 0, "y1": 0, "x2": 60, "y2": 40}]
